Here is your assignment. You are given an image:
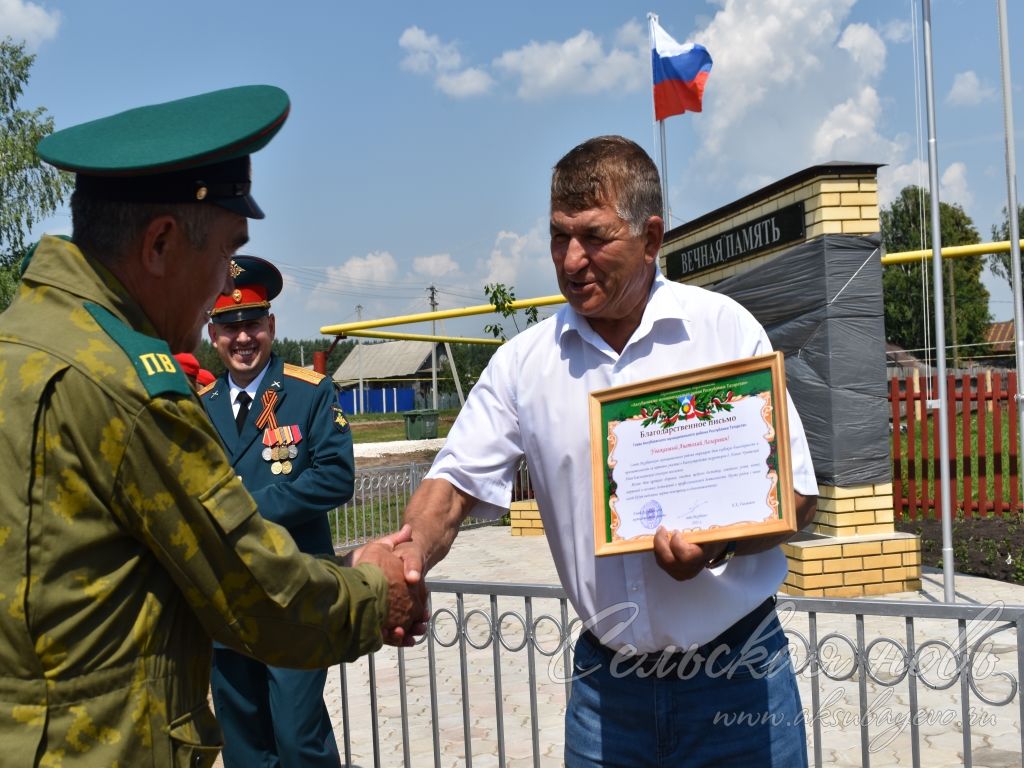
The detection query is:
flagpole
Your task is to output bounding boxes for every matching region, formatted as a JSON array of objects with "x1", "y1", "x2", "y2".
[
  {"x1": 996, "y1": 0, "x2": 1024, "y2": 512},
  {"x1": 921, "y1": 0, "x2": 955, "y2": 602},
  {"x1": 648, "y1": 12, "x2": 671, "y2": 223}
]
